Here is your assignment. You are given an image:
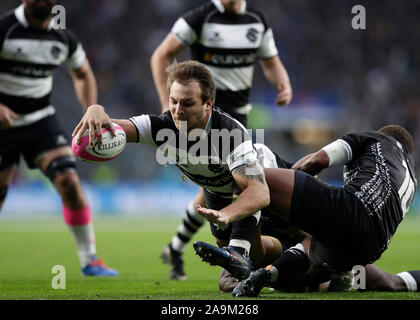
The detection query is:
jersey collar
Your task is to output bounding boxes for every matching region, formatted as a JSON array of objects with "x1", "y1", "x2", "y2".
[
  {"x1": 204, "y1": 109, "x2": 213, "y2": 135},
  {"x1": 211, "y1": 0, "x2": 247, "y2": 14},
  {"x1": 15, "y1": 4, "x2": 55, "y2": 30}
]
